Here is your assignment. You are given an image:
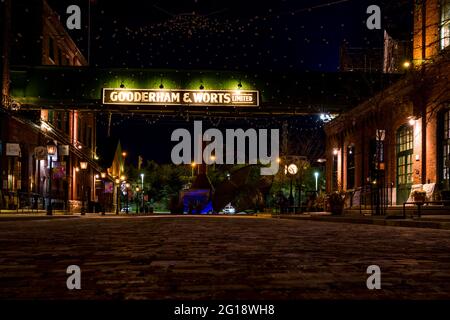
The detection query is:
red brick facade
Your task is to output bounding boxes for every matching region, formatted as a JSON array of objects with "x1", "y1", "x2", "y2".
[{"x1": 325, "y1": 0, "x2": 450, "y2": 204}]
